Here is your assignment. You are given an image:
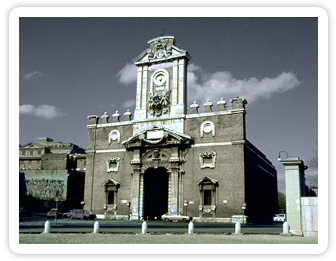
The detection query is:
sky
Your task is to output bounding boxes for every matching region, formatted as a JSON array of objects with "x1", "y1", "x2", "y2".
[{"x1": 19, "y1": 17, "x2": 318, "y2": 194}]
